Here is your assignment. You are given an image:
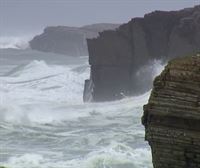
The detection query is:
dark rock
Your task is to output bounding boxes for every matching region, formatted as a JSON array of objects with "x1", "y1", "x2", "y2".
[
  {"x1": 83, "y1": 79, "x2": 94, "y2": 102},
  {"x1": 29, "y1": 24, "x2": 120, "y2": 56},
  {"x1": 90, "y1": 65, "x2": 132, "y2": 101},
  {"x1": 142, "y1": 54, "x2": 200, "y2": 168},
  {"x1": 84, "y1": 5, "x2": 200, "y2": 102}
]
